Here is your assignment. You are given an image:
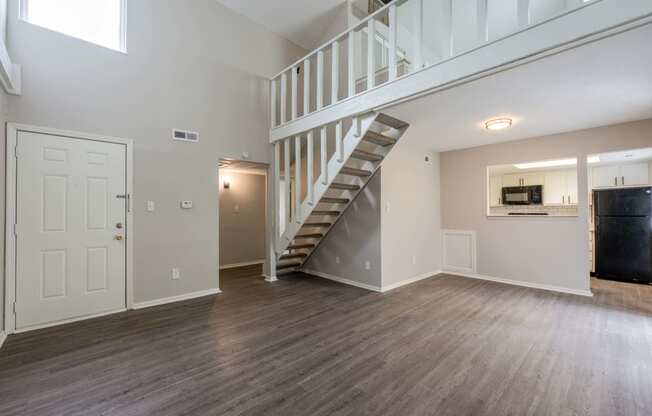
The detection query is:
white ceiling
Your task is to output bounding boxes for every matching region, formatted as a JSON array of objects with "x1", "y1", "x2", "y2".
[
  {"x1": 385, "y1": 24, "x2": 652, "y2": 152},
  {"x1": 216, "y1": 0, "x2": 347, "y2": 50}
]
